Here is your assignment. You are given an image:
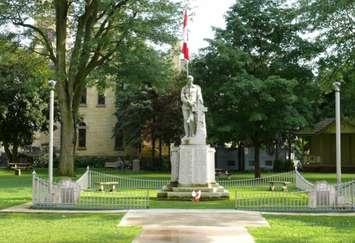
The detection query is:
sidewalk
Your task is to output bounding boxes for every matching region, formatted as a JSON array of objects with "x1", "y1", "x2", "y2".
[
  {"x1": 2, "y1": 203, "x2": 355, "y2": 216},
  {"x1": 120, "y1": 210, "x2": 269, "y2": 243}
]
